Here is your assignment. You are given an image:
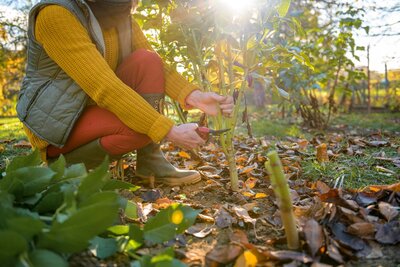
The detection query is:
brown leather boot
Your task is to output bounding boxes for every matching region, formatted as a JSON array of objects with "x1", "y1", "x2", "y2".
[{"x1": 136, "y1": 142, "x2": 201, "y2": 186}]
